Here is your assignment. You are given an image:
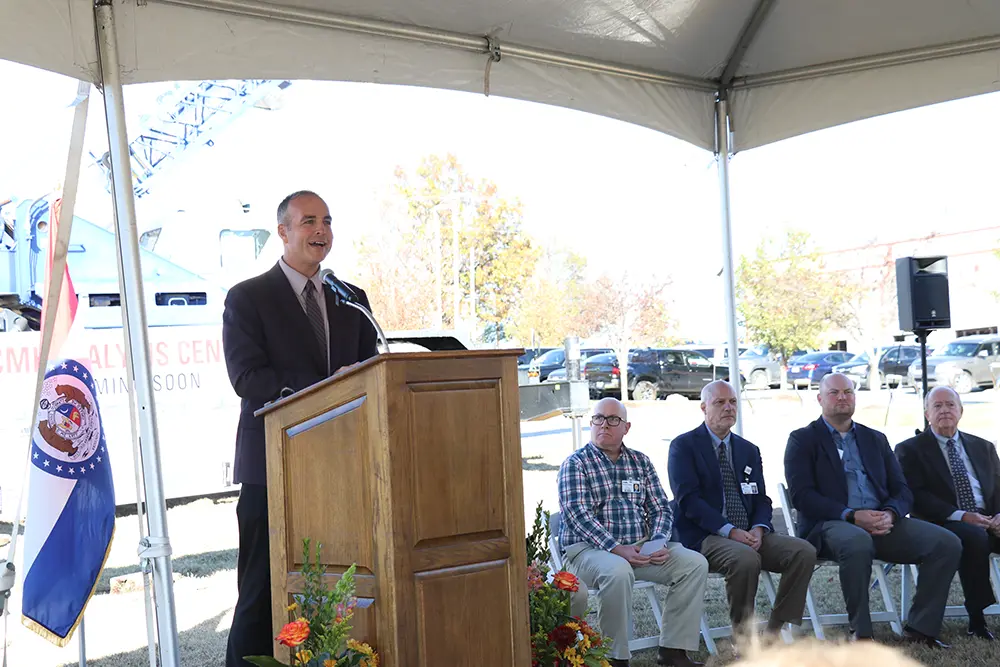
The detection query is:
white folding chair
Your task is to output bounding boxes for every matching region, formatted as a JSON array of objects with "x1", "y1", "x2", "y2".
[
  {"x1": 776, "y1": 483, "x2": 903, "y2": 638},
  {"x1": 547, "y1": 512, "x2": 665, "y2": 652},
  {"x1": 899, "y1": 553, "x2": 1000, "y2": 623}
]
